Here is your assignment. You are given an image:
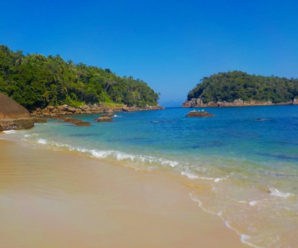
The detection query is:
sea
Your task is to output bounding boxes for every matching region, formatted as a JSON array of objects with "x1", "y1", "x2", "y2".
[{"x1": 2, "y1": 105, "x2": 298, "y2": 248}]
